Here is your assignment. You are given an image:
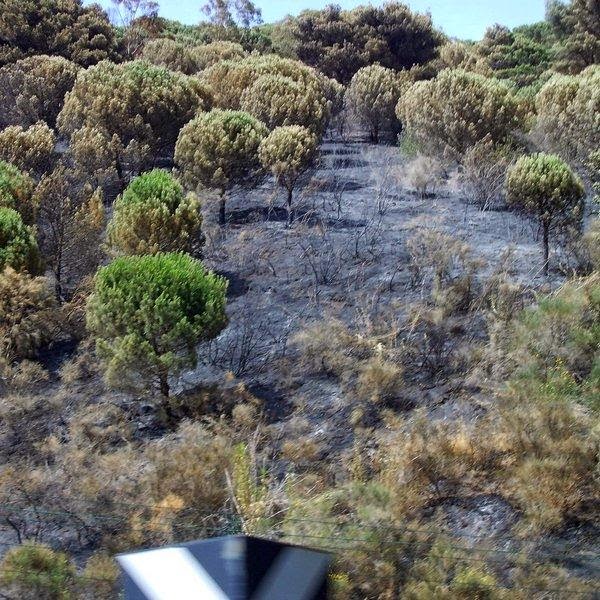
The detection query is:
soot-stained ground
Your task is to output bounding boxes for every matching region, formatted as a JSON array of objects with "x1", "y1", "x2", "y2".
[
  {"x1": 2, "y1": 138, "x2": 597, "y2": 576},
  {"x1": 176, "y1": 139, "x2": 568, "y2": 453}
]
